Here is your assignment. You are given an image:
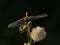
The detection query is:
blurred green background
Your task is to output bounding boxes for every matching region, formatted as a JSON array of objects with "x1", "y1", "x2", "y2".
[{"x1": 0, "y1": 0, "x2": 60, "y2": 45}]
